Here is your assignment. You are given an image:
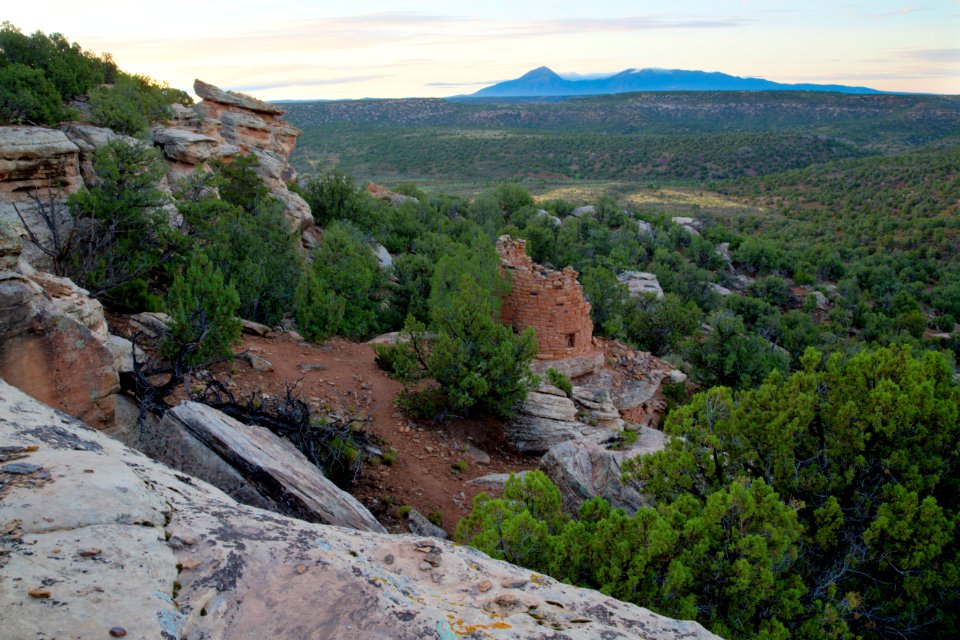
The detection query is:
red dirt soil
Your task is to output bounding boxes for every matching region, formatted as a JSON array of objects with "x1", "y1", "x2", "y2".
[{"x1": 195, "y1": 333, "x2": 535, "y2": 535}]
